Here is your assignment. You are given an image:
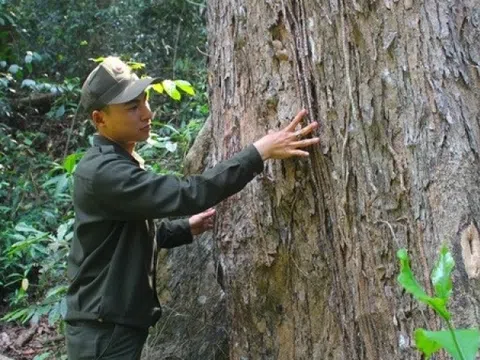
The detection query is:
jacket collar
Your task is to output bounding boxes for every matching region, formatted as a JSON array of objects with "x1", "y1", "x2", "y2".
[{"x1": 93, "y1": 134, "x2": 145, "y2": 168}]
